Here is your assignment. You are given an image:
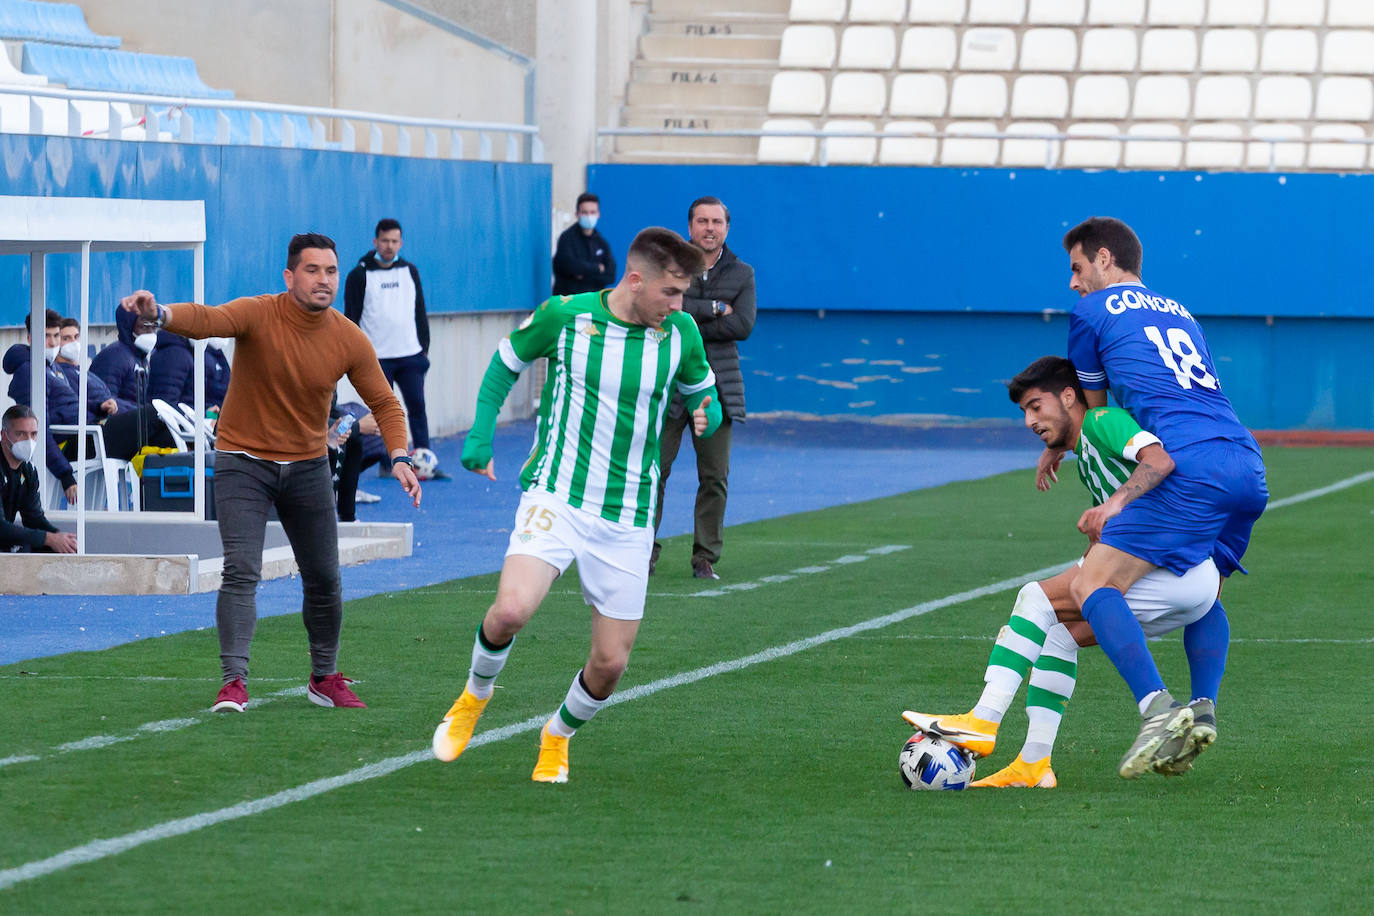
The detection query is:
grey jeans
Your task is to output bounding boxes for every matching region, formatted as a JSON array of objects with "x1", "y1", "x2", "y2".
[{"x1": 214, "y1": 451, "x2": 341, "y2": 682}]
